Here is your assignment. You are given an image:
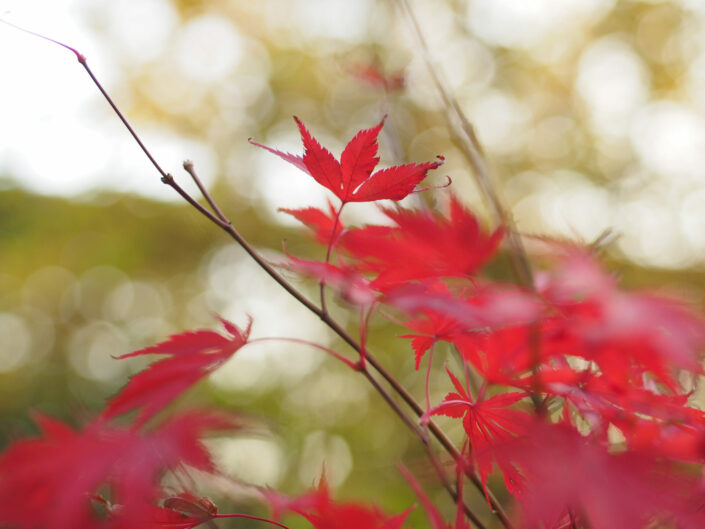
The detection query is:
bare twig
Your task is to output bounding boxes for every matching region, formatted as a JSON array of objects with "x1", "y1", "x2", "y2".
[{"x1": 183, "y1": 160, "x2": 229, "y2": 222}]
